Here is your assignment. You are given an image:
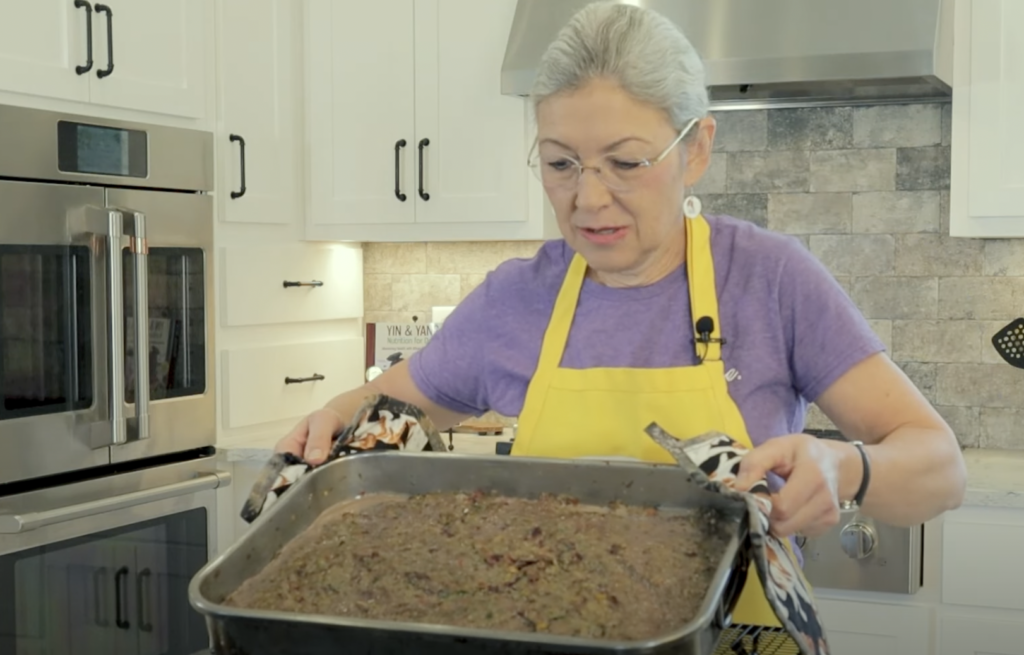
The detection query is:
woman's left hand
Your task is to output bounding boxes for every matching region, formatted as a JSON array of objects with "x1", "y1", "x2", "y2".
[{"x1": 733, "y1": 434, "x2": 856, "y2": 539}]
